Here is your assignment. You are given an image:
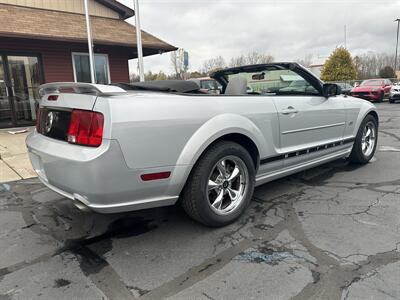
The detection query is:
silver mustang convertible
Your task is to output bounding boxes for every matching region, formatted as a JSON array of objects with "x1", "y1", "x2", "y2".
[{"x1": 26, "y1": 63, "x2": 378, "y2": 227}]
